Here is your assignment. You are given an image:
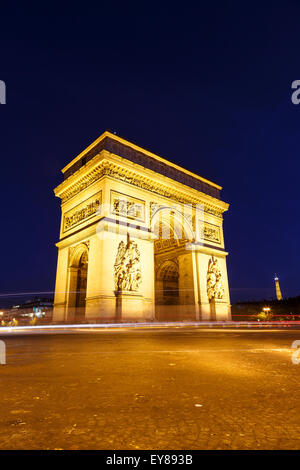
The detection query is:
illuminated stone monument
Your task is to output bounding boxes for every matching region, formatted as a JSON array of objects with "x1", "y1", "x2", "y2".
[
  {"x1": 274, "y1": 274, "x2": 283, "y2": 301},
  {"x1": 53, "y1": 131, "x2": 231, "y2": 322}
]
